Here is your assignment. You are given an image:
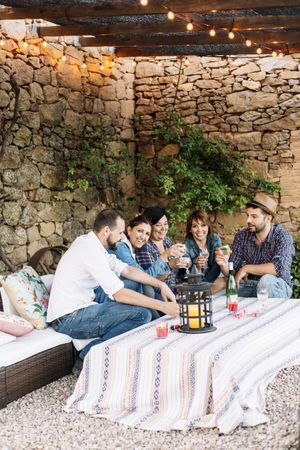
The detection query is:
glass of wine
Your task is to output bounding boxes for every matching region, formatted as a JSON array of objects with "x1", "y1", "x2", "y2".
[{"x1": 200, "y1": 249, "x2": 209, "y2": 275}]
